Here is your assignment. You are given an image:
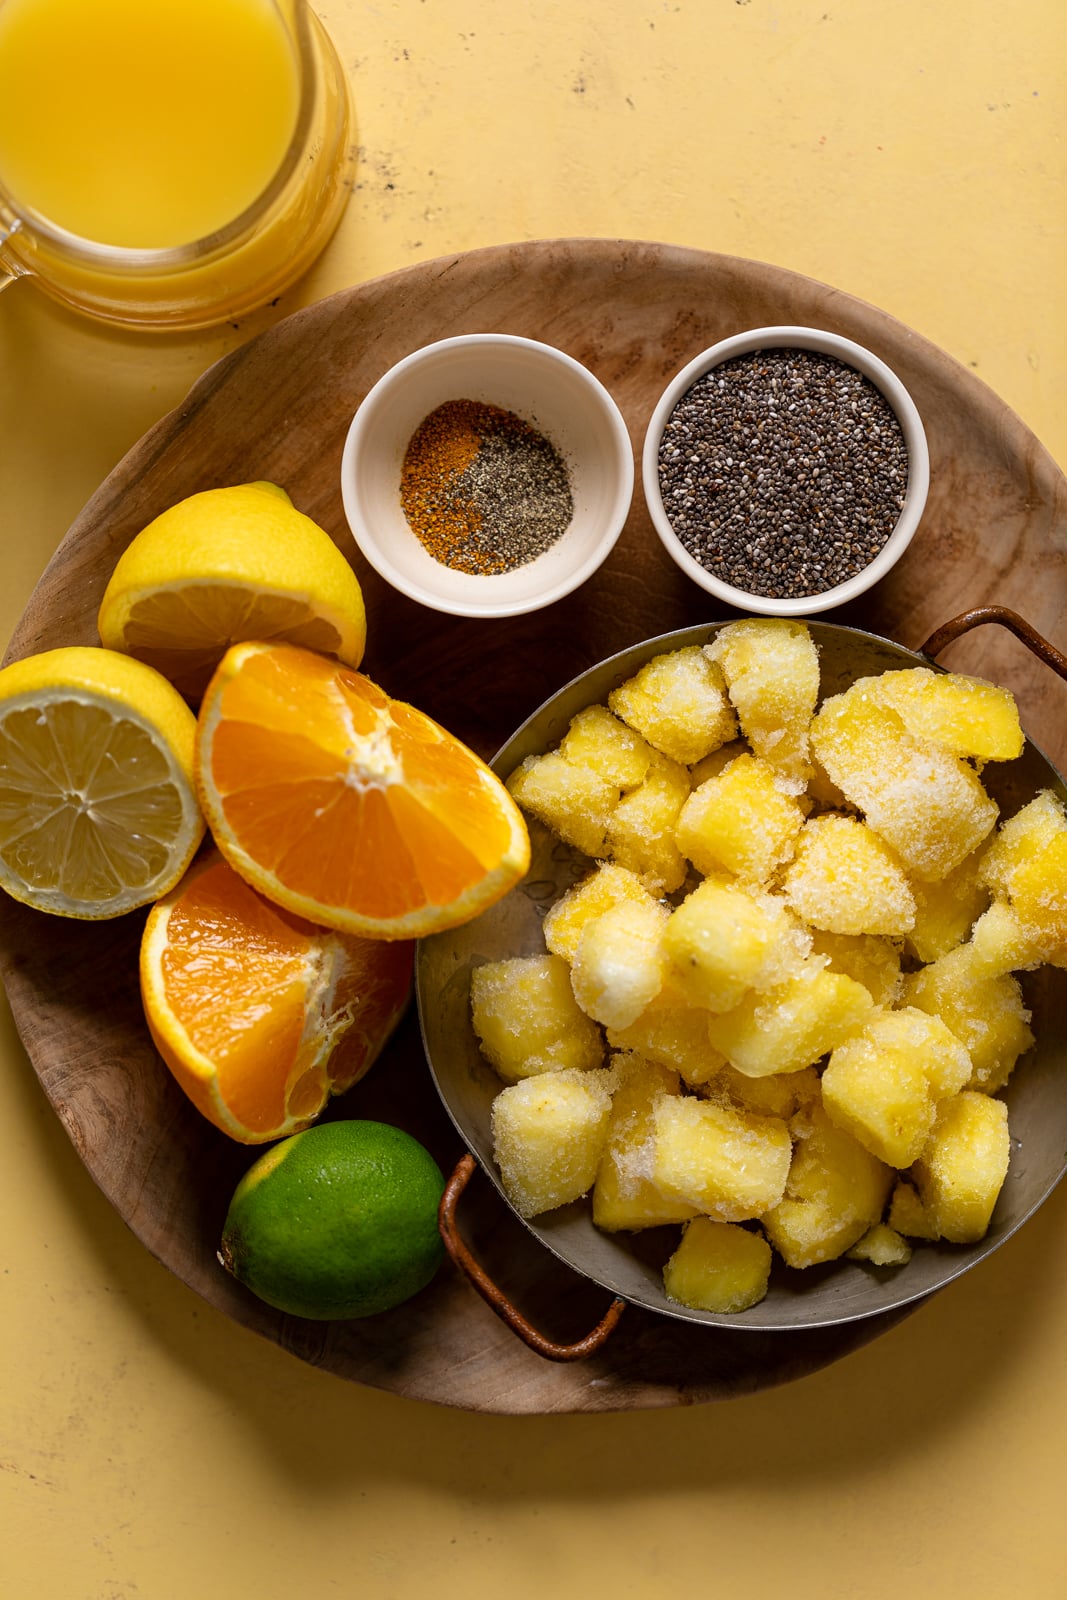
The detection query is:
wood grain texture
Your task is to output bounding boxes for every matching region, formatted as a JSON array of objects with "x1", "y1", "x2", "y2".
[{"x1": 1, "y1": 240, "x2": 1064, "y2": 1414}]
